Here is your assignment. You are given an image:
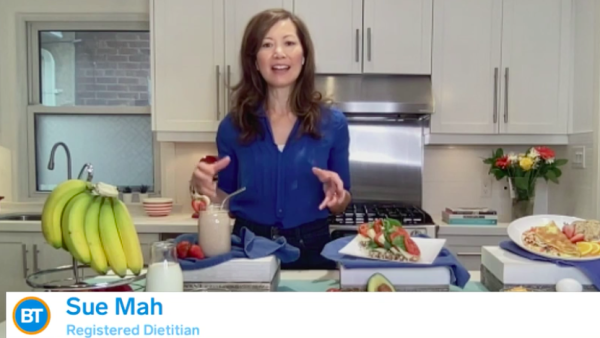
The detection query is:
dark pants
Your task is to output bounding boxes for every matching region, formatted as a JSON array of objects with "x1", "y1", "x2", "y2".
[{"x1": 232, "y1": 217, "x2": 337, "y2": 270}]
